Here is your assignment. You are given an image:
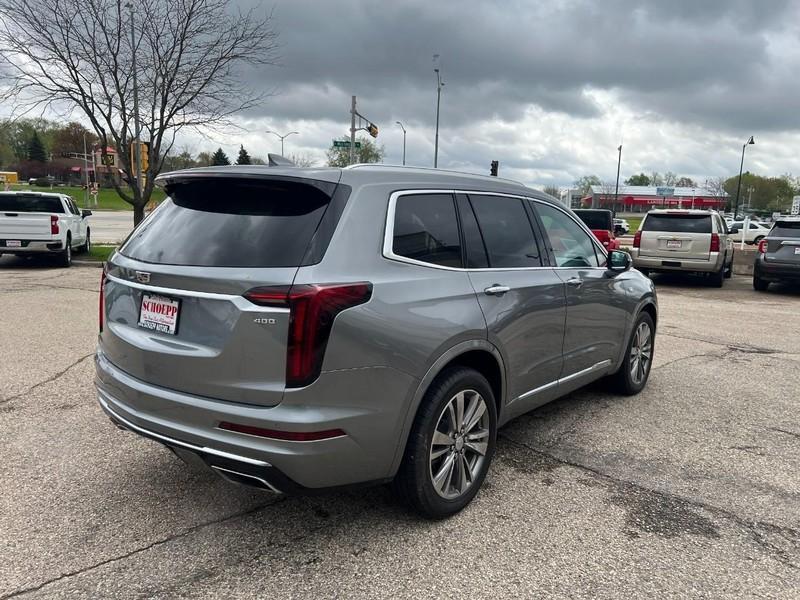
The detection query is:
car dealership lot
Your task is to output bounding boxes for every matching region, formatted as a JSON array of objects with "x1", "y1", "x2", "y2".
[{"x1": 1, "y1": 260, "x2": 798, "y2": 599}]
